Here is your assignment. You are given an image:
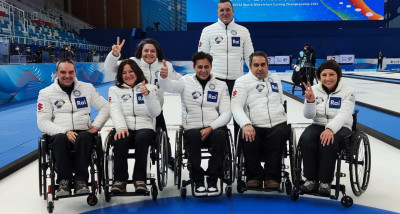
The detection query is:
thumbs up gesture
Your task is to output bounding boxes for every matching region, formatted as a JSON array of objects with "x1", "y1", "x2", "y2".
[
  {"x1": 112, "y1": 36, "x2": 125, "y2": 57},
  {"x1": 140, "y1": 80, "x2": 150, "y2": 96},
  {"x1": 160, "y1": 59, "x2": 168, "y2": 79}
]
